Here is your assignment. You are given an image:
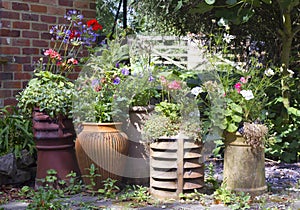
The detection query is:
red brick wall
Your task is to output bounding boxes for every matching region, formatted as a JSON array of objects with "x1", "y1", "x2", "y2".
[{"x1": 0, "y1": 0, "x2": 96, "y2": 107}]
